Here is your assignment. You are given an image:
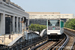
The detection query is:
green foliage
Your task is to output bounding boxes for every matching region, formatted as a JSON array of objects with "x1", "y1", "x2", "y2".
[
  {"x1": 64, "y1": 19, "x2": 75, "y2": 30},
  {"x1": 29, "y1": 24, "x2": 46, "y2": 32}
]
